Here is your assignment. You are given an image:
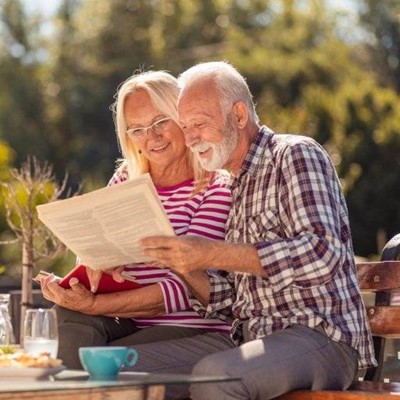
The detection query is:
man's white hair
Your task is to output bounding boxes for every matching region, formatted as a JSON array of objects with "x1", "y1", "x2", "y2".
[{"x1": 178, "y1": 61, "x2": 259, "y2": 124}]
